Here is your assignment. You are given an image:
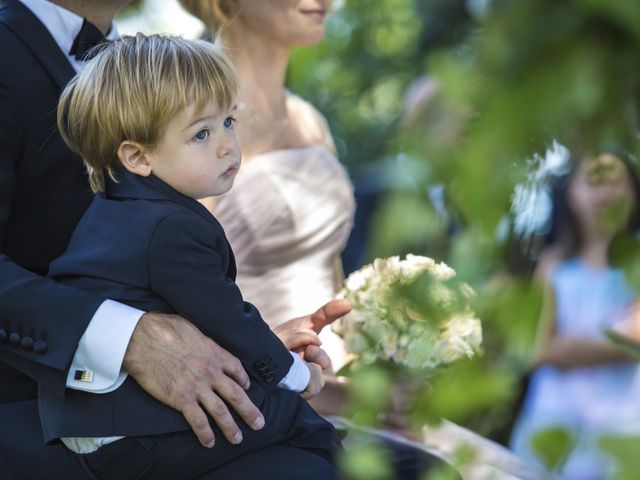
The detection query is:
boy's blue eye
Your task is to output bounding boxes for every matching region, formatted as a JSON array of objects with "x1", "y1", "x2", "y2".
[
  {"x1": 194, "y1": 129, "x2": 209, "y2": 142},
  {"x1": 223, "y1": 116, "x2": 236, "y2": 128}
]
